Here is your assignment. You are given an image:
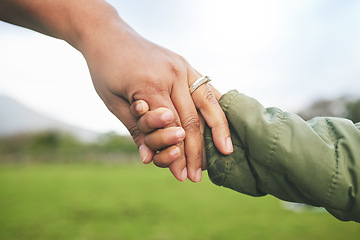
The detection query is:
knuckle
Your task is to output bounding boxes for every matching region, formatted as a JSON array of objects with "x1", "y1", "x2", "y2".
[
  {"x1": 128, "y1": 126, "x2": 142, "y2": 144},
  {"x1": 167, "y1": 56, "x2": 187, "y2": 79},
  {"x1": 168, "y1": 61, "x2": 181, "y2": 79},
  {"x1": 190, "y1": 150, "x2": 202, "y2": 163},
  {"x1": 202, "y1": 86, "x2": 218, "y2": 105},
  {"x1": 173, "y1": 118, "x2": 182, "y2": 128},
  {"x1": 182, "y1": 114, "x2": 200, "y2": 133},
  {"x1": 130, "y1": 76, "x2": 166, "y2": 102}
]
